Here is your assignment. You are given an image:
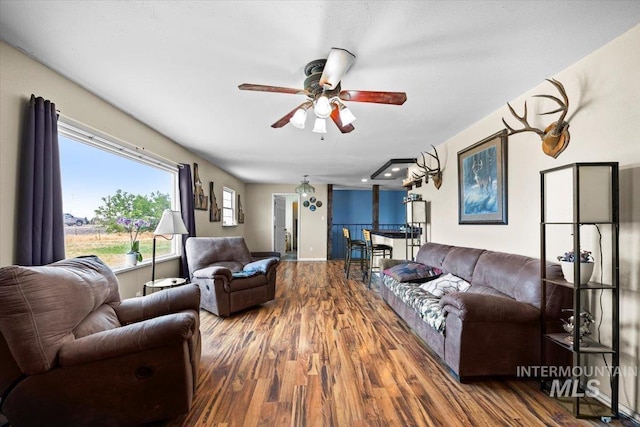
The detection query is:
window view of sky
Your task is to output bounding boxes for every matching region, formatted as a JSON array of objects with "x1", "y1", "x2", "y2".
[{"x1": 59, "y1": 135, "x2": 173, "y2": 220}]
